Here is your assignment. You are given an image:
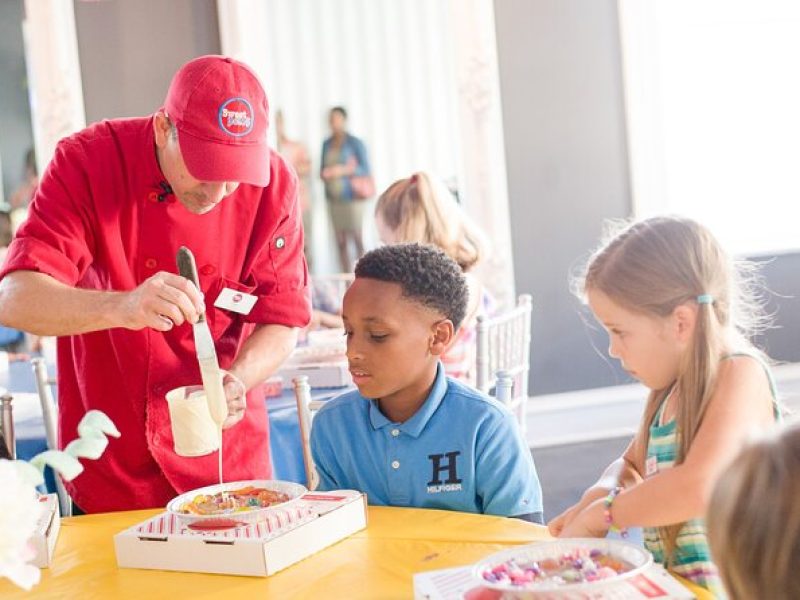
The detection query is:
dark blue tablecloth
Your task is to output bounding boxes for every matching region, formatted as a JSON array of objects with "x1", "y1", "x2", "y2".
[
  {"x1": 265, "y1": 387, "x2": 345, "y2": 483},
  {"x1": 8, "y1": 358, "x2": 57, "y2": 492}
]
